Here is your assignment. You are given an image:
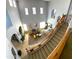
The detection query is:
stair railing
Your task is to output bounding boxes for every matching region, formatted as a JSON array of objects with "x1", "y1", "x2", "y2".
[
  {"x1": 47, "y1": 19, "x2": 71, "y2": 59},
  {"x1": 27, "y1": 16, "x2": 66, "y2": 54},
  {"x1": 47, "y1": 0, "x2": 72, "y2": 57}
]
